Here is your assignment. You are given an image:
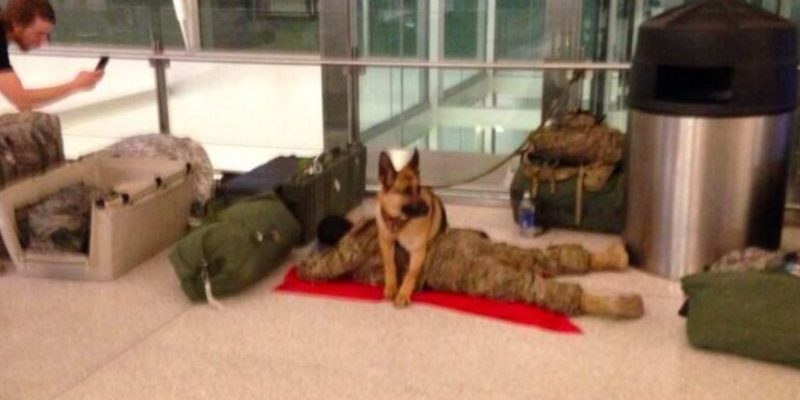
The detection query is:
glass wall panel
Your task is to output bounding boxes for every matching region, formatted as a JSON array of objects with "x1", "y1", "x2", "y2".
[
  {"x1": 357, "y1": 1, "x2": 427, "y2": 133},
  {"x1": 495, "y1": 0, "x2": 546, "y2": 60},
  {"x1": 360, "y1": 66, "x2": 426, "y2": 133},
  {"x1": 440, "y1": 1, "x2": 483, "y2": 91},
  {"x1": 167, "y1": 61, "x2": 323, "y2": 172},
  {"x1": 47, "y1": 0, "x2": 183, "y2": 48},
  {"x1": 198, "y1": 0, "x2": 319, "y2": 52},
  {"x1": 360, "y1": 0, "x2": 422, "y2": 57},
  {"x1": 443, "y1": 0, "x2": 483, "y2": 59},
  {"x1": 360, "y1": 68, "x2": 394, "y2": 132}
]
